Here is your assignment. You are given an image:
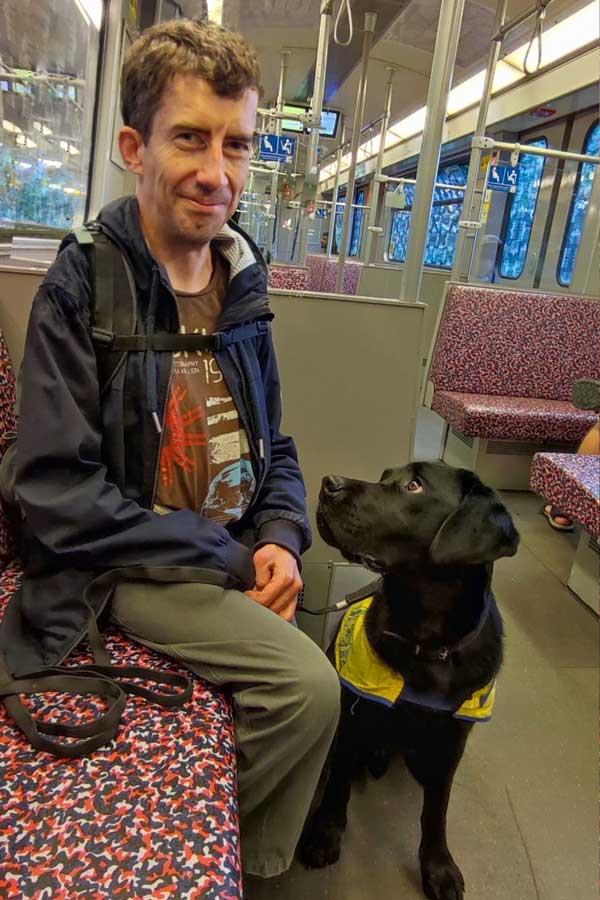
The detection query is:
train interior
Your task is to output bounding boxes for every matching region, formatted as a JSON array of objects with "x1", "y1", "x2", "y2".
[{"x1": 0, "y1": 1, "x2": 598, "y2": 899}]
